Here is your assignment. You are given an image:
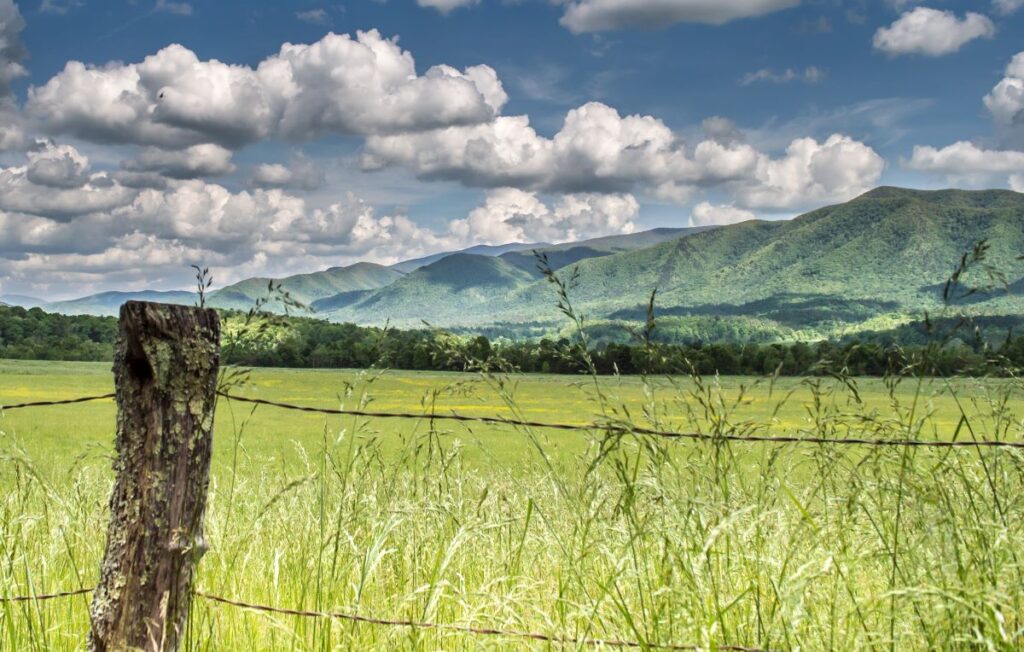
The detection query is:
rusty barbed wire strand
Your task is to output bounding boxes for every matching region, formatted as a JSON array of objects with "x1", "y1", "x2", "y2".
[
  {"x1": 195, "y1": 591, "x2": 765, "y2": 651},
  {"x1": 3, "y1": 390, "x2": 1024, "y2": 449},
  {"x1": 0, "y1": 587, "x2": 92, "y2": 603},
  {"x1": 0, "y1": 586, "x2": 765, "y2": 650},
  {"x1": 0, "y1": 394, "x2": 115, "y2": 411},
  {"x1": 216, "y1": 391, "x2": 1024, "y2": 449}
]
